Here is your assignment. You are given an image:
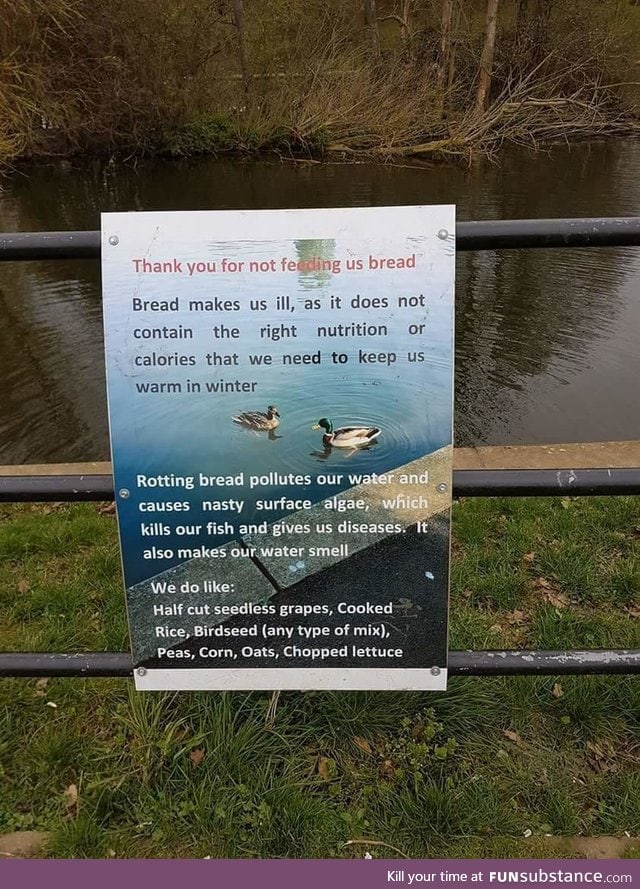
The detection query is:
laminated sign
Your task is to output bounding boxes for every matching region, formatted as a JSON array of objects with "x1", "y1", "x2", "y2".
[{"x1": 101, "y1": 207, "x2": 455, "y2": 690}]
